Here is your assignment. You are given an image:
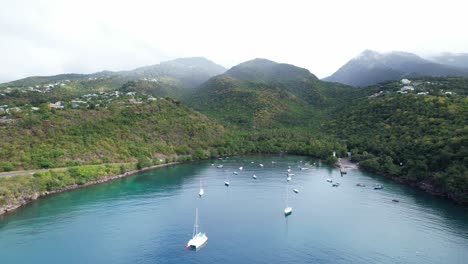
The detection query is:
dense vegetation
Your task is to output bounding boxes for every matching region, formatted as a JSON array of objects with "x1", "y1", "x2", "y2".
[
  {"x1": 0, "y1": 58, "x2": 467, "y2": 207},
  {"x1": 328, "y1": 92, "x2": 468, "y2": 203},
  {"x1": 0, "y1": 98, "x2": 225, "y2": 171},
  {"x1": 0, "y1": 163, "x2": 136, "y2": 208}
]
